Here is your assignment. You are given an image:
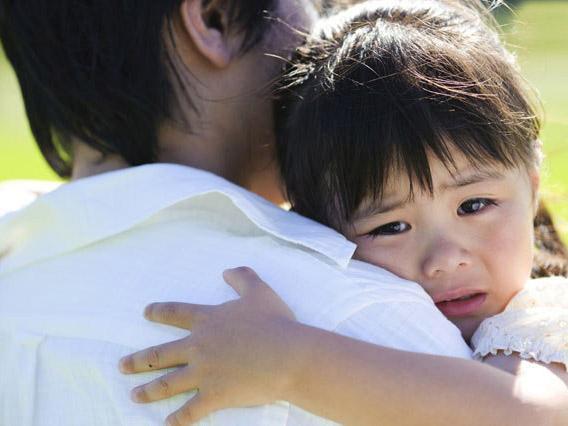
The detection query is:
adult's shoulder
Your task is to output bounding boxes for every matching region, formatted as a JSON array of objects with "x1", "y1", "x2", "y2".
[
  {"x1": 332, "y1": 260, "x2": 472, "y2": 358},
  {"x1": 0, "y1": 180, "x2": 61, "y2": 218},
  {"x1": 343, "y1": 258, "x2": 433, "y2": 301}
]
